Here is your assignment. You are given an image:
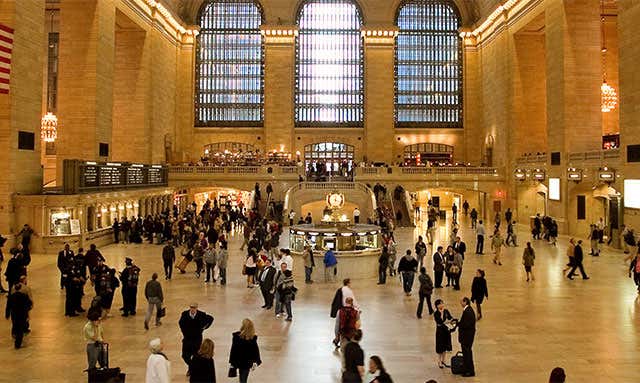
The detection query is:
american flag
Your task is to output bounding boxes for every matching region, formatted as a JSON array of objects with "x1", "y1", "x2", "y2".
[{"x1": 0, "y1": 23, "x2": 13, "y2": 94}]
